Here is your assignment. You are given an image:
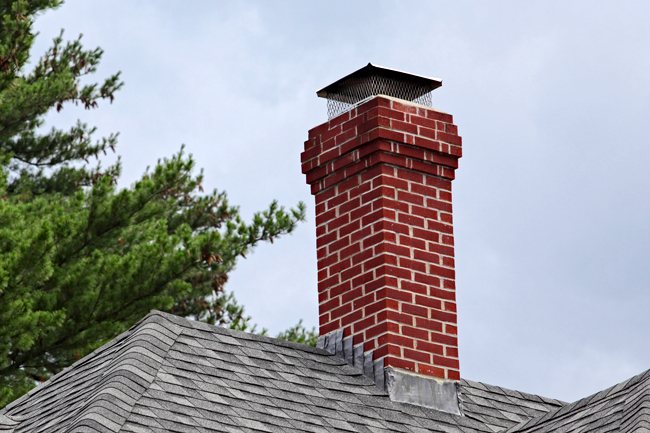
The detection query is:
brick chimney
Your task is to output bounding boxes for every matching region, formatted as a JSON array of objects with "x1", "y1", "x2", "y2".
[{"x1": 302, "y1": 64, "x2": 462, "y2": 395}]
